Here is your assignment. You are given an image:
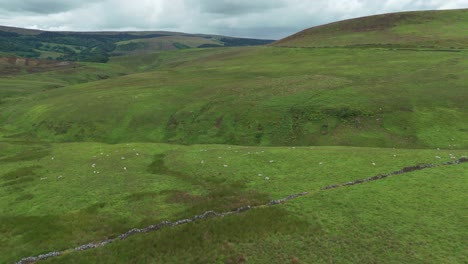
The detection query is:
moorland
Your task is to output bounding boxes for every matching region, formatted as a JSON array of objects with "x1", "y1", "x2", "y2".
[{"x1": 1, "y1": 8, "x2": 467, "y2": 264}]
